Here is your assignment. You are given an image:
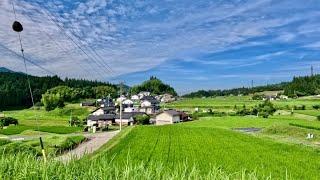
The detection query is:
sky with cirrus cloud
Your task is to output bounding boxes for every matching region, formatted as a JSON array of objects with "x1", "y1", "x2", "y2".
[{"x1": 1, "y1": 0, "x2": 320, "y2": 94}]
